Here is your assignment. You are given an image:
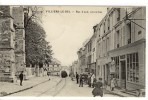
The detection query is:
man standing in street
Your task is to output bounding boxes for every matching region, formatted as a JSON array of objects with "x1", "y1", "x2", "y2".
[
  {"x1": 79, "y1": 74, "x2": 83, "y2": 87},
  {"x1": 19, "y1": 71, "x2": 24, "y2": 86},
  {"x1": 76, "y1": 72, "x2": 79, "y2": 84}
]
